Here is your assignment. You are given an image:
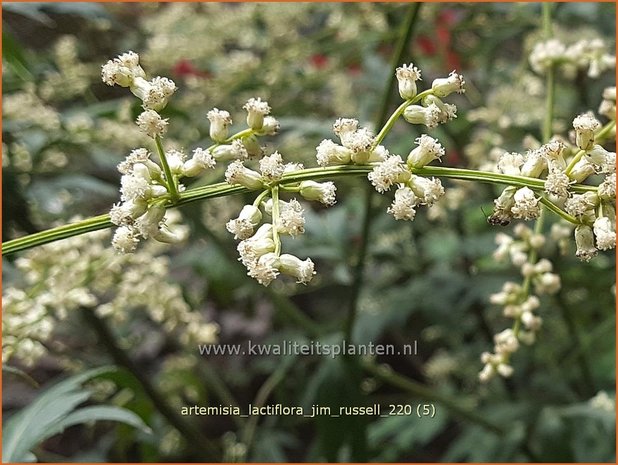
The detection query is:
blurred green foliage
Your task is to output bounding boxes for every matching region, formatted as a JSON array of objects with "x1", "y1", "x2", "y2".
[{"x1": 2, "y1": 2, "x2": 615, "y2": 462}]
